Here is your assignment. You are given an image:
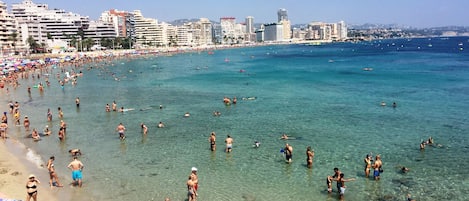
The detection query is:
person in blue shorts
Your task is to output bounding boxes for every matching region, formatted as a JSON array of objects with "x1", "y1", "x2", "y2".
[{"x1": 67, "y1": 157, "x2": 84, "y2": 187}]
